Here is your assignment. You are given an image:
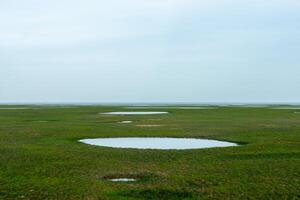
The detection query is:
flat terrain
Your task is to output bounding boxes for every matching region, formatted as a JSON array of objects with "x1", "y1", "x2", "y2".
[{"x1": 0, "y1": 105, "x2": 299, "y2": 199}]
